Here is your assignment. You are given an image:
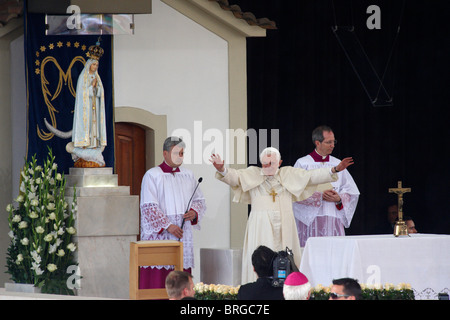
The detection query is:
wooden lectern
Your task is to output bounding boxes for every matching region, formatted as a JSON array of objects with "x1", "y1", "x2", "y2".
[{"x1": 129, "y1": 240, "x2": 184, "y2": 300}]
